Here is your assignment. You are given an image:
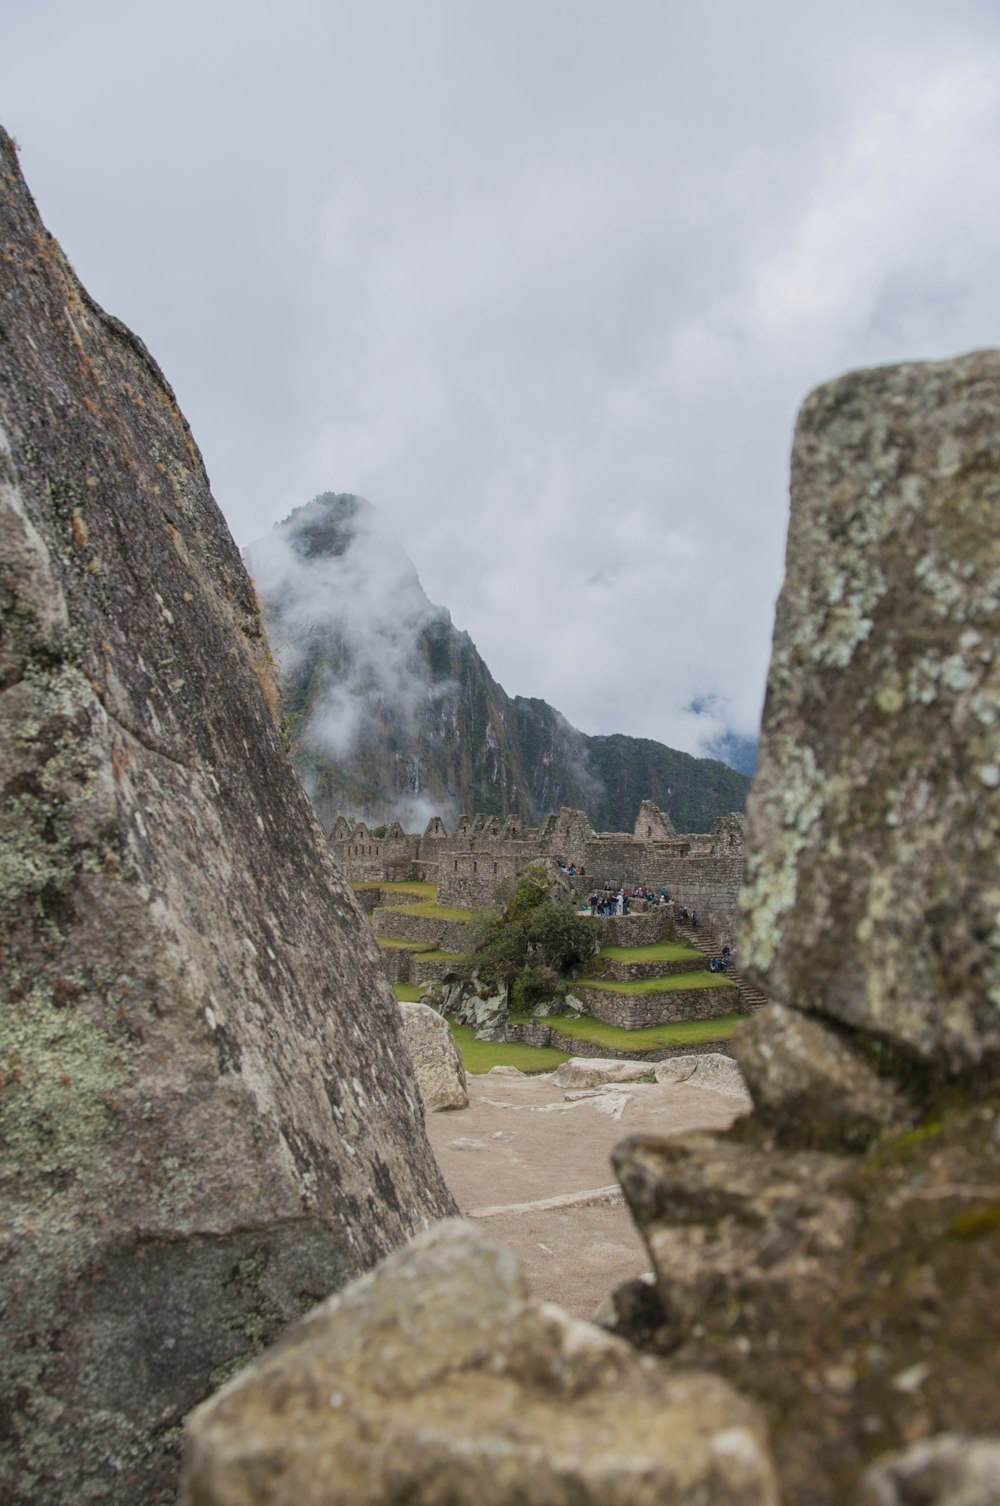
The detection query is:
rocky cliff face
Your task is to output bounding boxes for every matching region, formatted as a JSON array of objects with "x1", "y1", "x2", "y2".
[
  {"x1": 0, "y1": 129, "x2": 455, "y2": 1506},
  {"x1": 183, "y1": 351, "x2": 1000, "y2": 1506},
  {"x1": 246, "y1": 494, "x2": 751, "y2": 832}
]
